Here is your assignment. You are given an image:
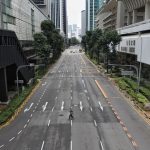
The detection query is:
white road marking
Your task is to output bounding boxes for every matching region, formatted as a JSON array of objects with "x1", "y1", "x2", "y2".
[
  {"x1": 33, "y1": 109, "x2": 35, "y2": 113},
  {"x1": 71, "y1": 96, "x2": 72, "y2": 100},
  {"x1": 18, "y1": 130, "x2": 22, "y2": 135},
  {"x1": 24, "y1": 124, "x2": 27, "y2": 128},
  {"x1": 70, "y1": 141, "x2": 72, "y2": 150},
  {"x1": 0, "y1": 145, "x2": 4, "y2": 148},
  {"x1": 71, "y1": 120, "x2": 73, "y2": 126},
  {"x1": 24, "y1": 103, "x2": 34, "y2": 113},
  {"x1": 70, "y1": 90, "x2": 72, "y2": 93},
  {"x1": 84, "y1": 90, "x2": 88, "y2": 93},
  {"x1": 88, "y1": 97, "x2": 90, "y2": 100},
  {"x1": 30, "y1": 114, "x2": 33, "y2": 118},
  {"x1": 82, "y1": 79, "x2": 85, "y2": 87},
  {"x1": 41, "y1": 141, "x2": 45, "y2": 150},
  {"x1": 55, "y1": 97, "x2": 58, "y2": 100},
  {"x1": 90, "y1": 107, "x2": 93, "y2": 111},
  {"x1": 94, "y1": 120, "x2": 97, "y2": 126},
  {"x1": 42, "y1": 102, "x2": 48, "y2": 112},
  {"x1": 100, "y1": 141, "x2": 104, "y2": 150},
  {"x1": 48, "y1": 120, "x2": 51, "y2": 126},
  {"x1": 27, "y1": 119, "x2": 30, "y2": 123},
  {"x1": 98, "y1": 102, "x2": 103, "y2": 111},
  {"x1": 52, "y1": 106, "x2": 54, "y2": 112},
  {"x1": 42, "y1": 82, "x2": 47, "y2": 86},
  {"x1": 80, "y1": 101, "x2": 83, "y2": 111},
  {"x1": 61, "y1": 101, "x2": 64, "y2": 111},
  {"x1": 9, "y1": 137, "x2": 15, "y2": 142}
]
